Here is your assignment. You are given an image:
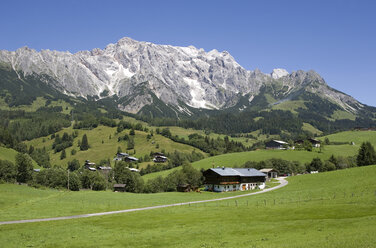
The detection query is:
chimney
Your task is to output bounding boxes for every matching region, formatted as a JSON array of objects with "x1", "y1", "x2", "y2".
[{"x1": 222, "y1": 166, "x2": 225, "y2": 170}]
